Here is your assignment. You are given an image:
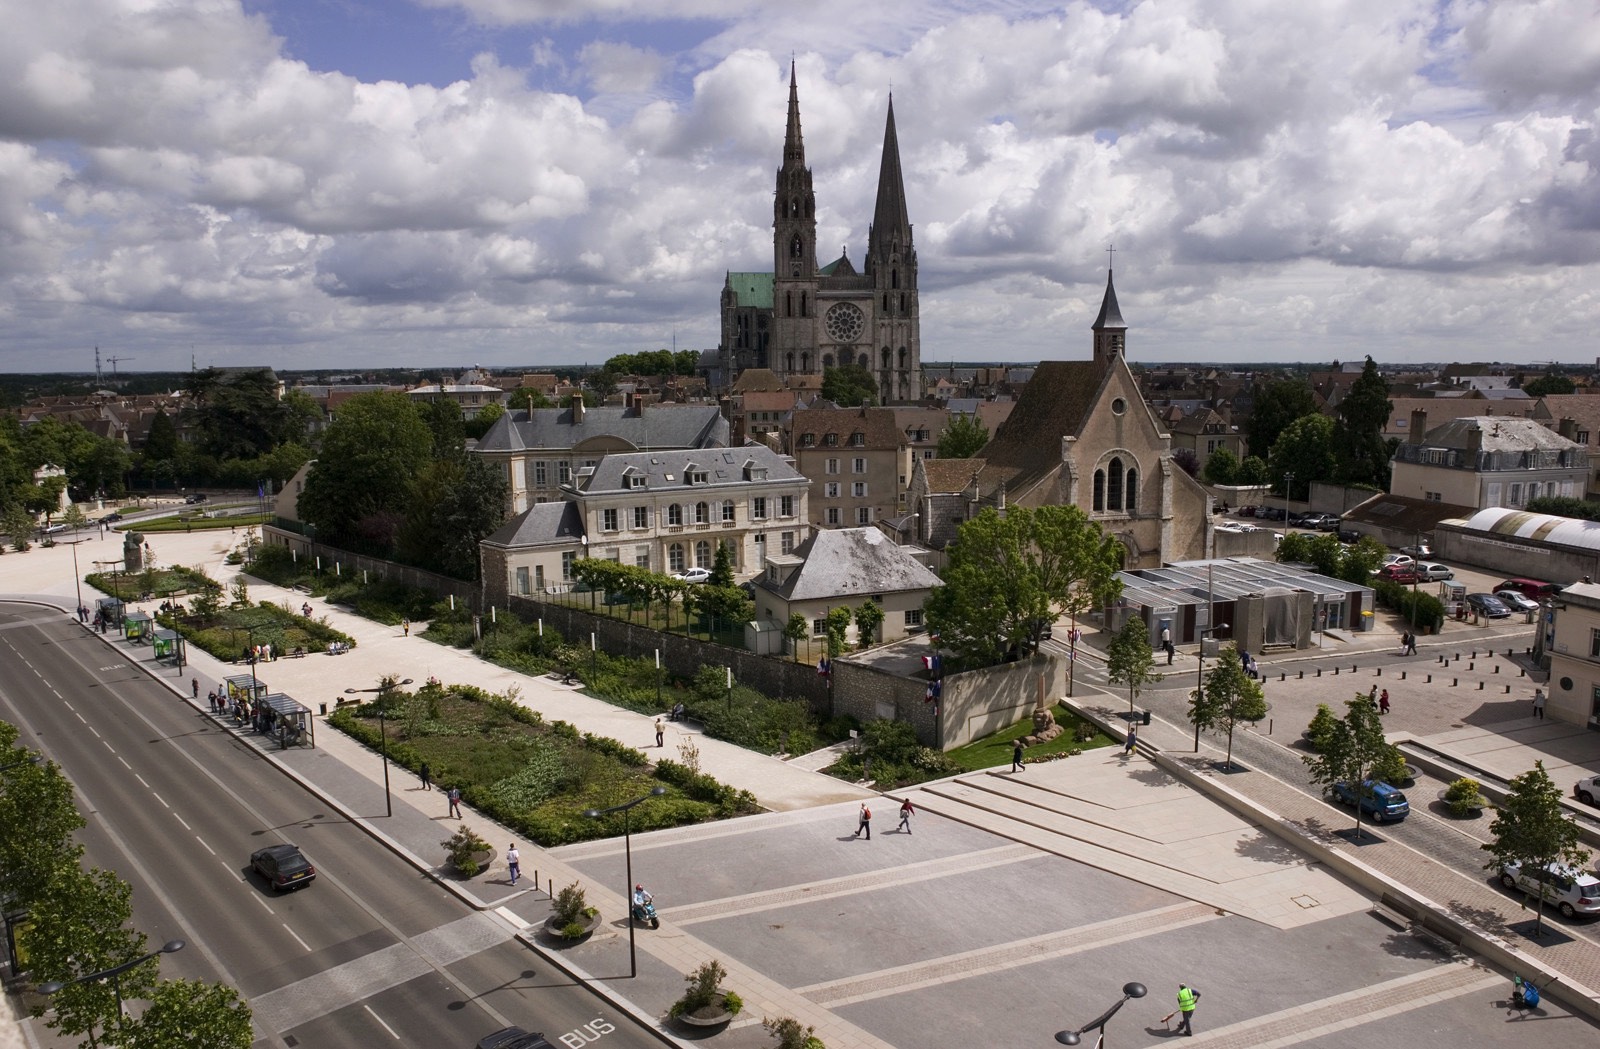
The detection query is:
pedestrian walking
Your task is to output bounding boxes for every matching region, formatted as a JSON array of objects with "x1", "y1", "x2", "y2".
[
  {"x1": 1533, "y1": 688, "x2": 1546, "y2": 719},
  {"x1": 190, "y1": 677, "x2": 199, "y2": 700},
  {"x1": 1407, "y1": 631, "x2": 1418, "y2": 655},
  {"x1": 419, "y1": 762, "x2": 432, "y2": 790},
  {"x1": 897, "y1": 798, "x2": 915, "y2": 833},
  {"x1": 402, "y1": 618, "x2": 410, "y2": 637},
  {"x1": 853, "y1": 802, "x2": 872, "y2": 839},
  {"x1": 1160, "y1": 626, "x2": 1172, "y2": 664},
  {"x1": 1011, "y1": 742, "x2": 1026, "y2": 773},
  {"x1": 447, "y1": 786, "x2": 462, "y2": 819},
  {"x1": 655, "y1": 718, "x2": 665, "y2": 747},
  {"x1": 1123, "y1": 724, "x2": 1138, "y2": 755},
  {"x1": 1174, "y1": 983, "x2": 1201, "y2": 1036},
  {"x1": 506, "y1": 843, "x2": 521, "y2": 885},
  {"x1": 1368, "y1": 683, "x2": 1378, "y2": 707},
  {"x1": 1165, "y1": 639, "x2": 1175, "y2": 665},
  {"x1": 1378, "y1": 689, "x2": 1390, "y2": 715}
]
